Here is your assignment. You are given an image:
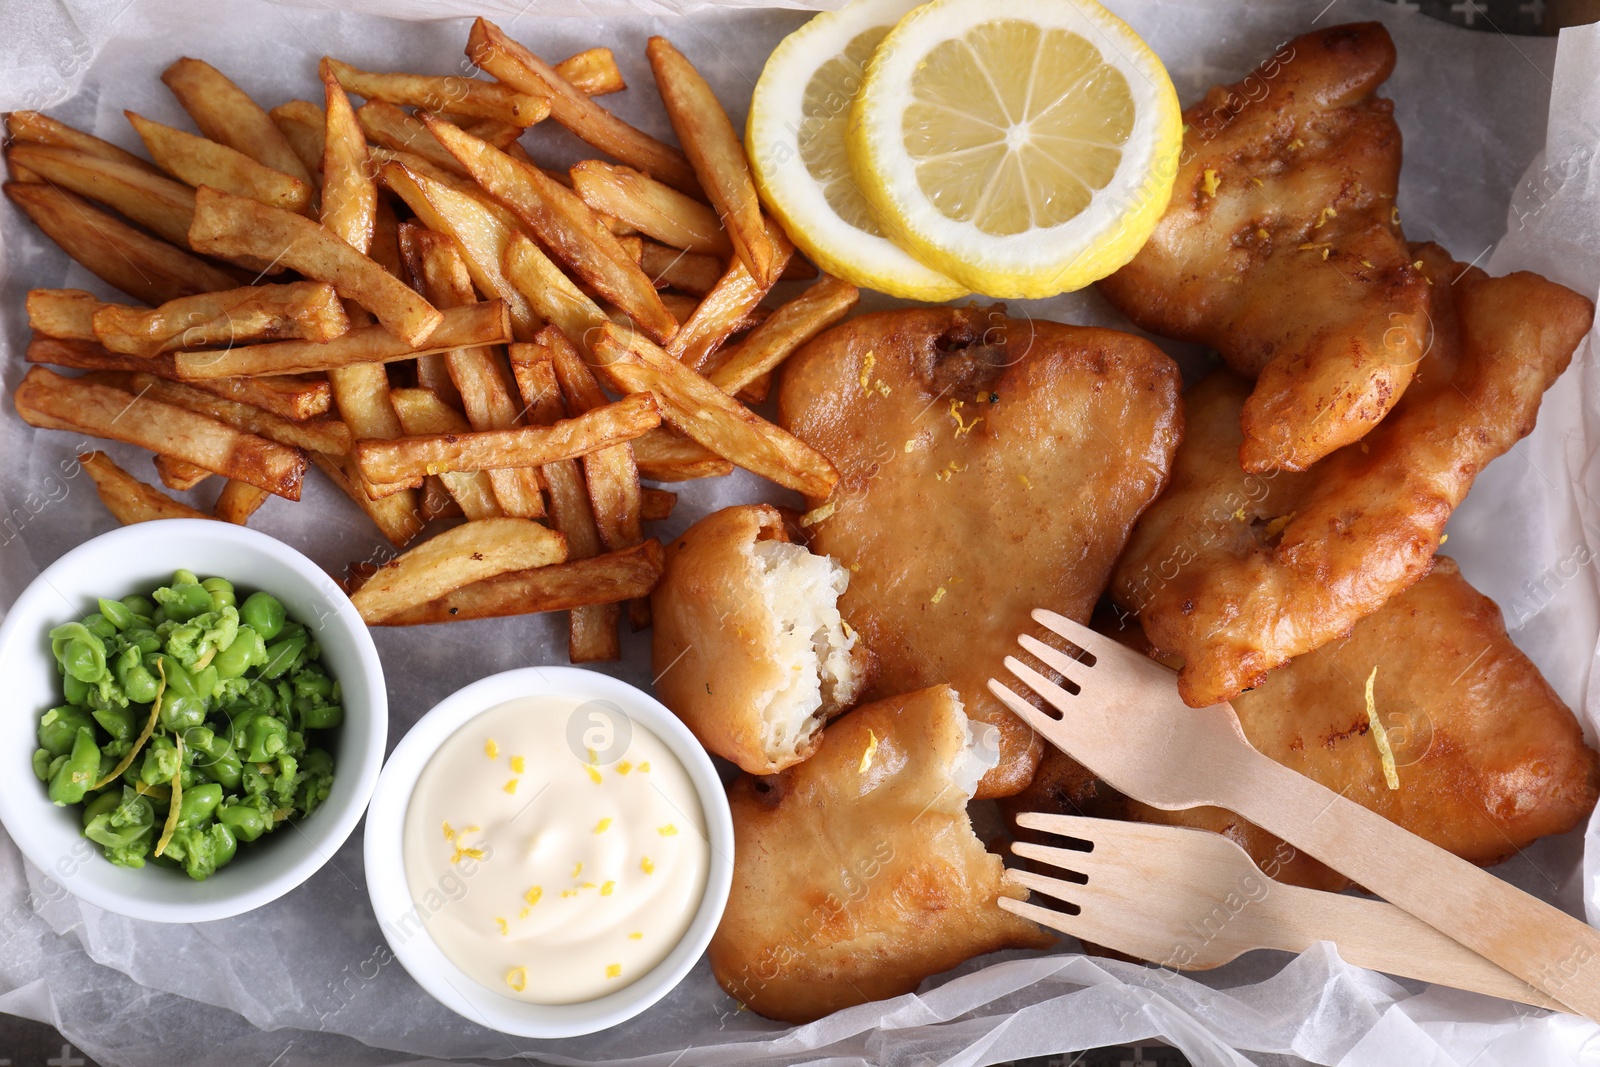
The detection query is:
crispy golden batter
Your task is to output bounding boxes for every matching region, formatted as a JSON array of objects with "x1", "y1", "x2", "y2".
[
  {"x1": 778, "y1": 305, "x2": 1182, "y2": 797},
  {"x1": 1114, "y1": 243, "x2": 1592, "y2": 707},
  {"x1": 1099, "y1": 23, "x2": 1430, "y2": 473},
  {"x1": 710, "y1": 685, "x2": 1051, "y2": 1024},
  {"x1": 1012, "y1": 561, "x2": 1600, "y2": 893}
]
